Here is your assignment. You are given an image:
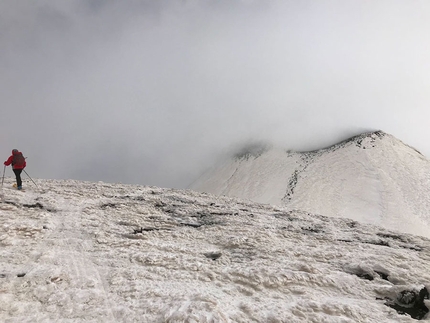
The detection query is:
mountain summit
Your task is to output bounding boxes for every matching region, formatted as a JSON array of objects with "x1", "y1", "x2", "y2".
[{"x1": 191, "y1": 131, "x2": 430, "y2": 238}]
